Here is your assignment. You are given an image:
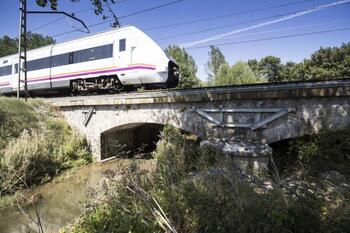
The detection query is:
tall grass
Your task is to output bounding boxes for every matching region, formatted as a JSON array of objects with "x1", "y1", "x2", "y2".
[
  {"x1": 0, "y1": 97, "x2": 91, "y2": 197},
  {"x1": 65, "y1": 126, "x2": 349, "y2": 233}
]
